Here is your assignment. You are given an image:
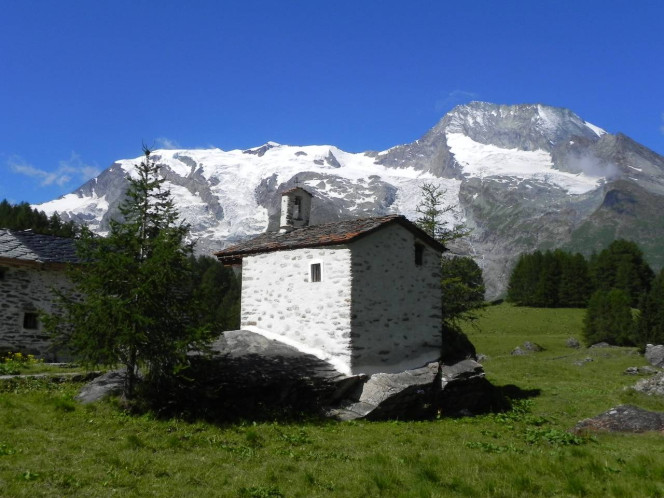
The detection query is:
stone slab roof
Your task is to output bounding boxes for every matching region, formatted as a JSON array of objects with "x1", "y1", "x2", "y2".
[
  {"x1": 0, "y1": 229, "x2": 79, "y2": 265},
  {"x1": 215, "y1": 215, "x2": 445, "y2": 262}
]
